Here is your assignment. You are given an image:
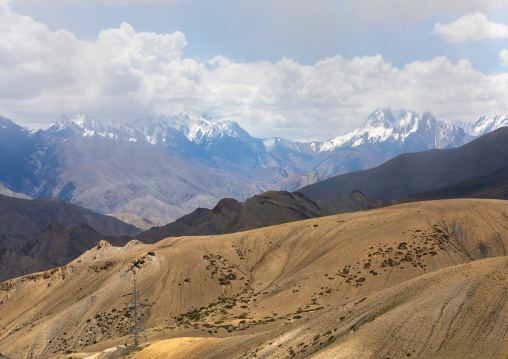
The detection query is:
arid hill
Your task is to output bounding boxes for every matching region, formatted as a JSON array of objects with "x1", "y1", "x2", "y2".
[
  {"x1": 136, "y1": 190, "x2": 384, "y2": 243},
  {"x1": 0, "y1": 199, "x2": 507, "y2": 359},
  {"x1": 0, "y1": 190, "x2": 383, "y2": 282}
]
